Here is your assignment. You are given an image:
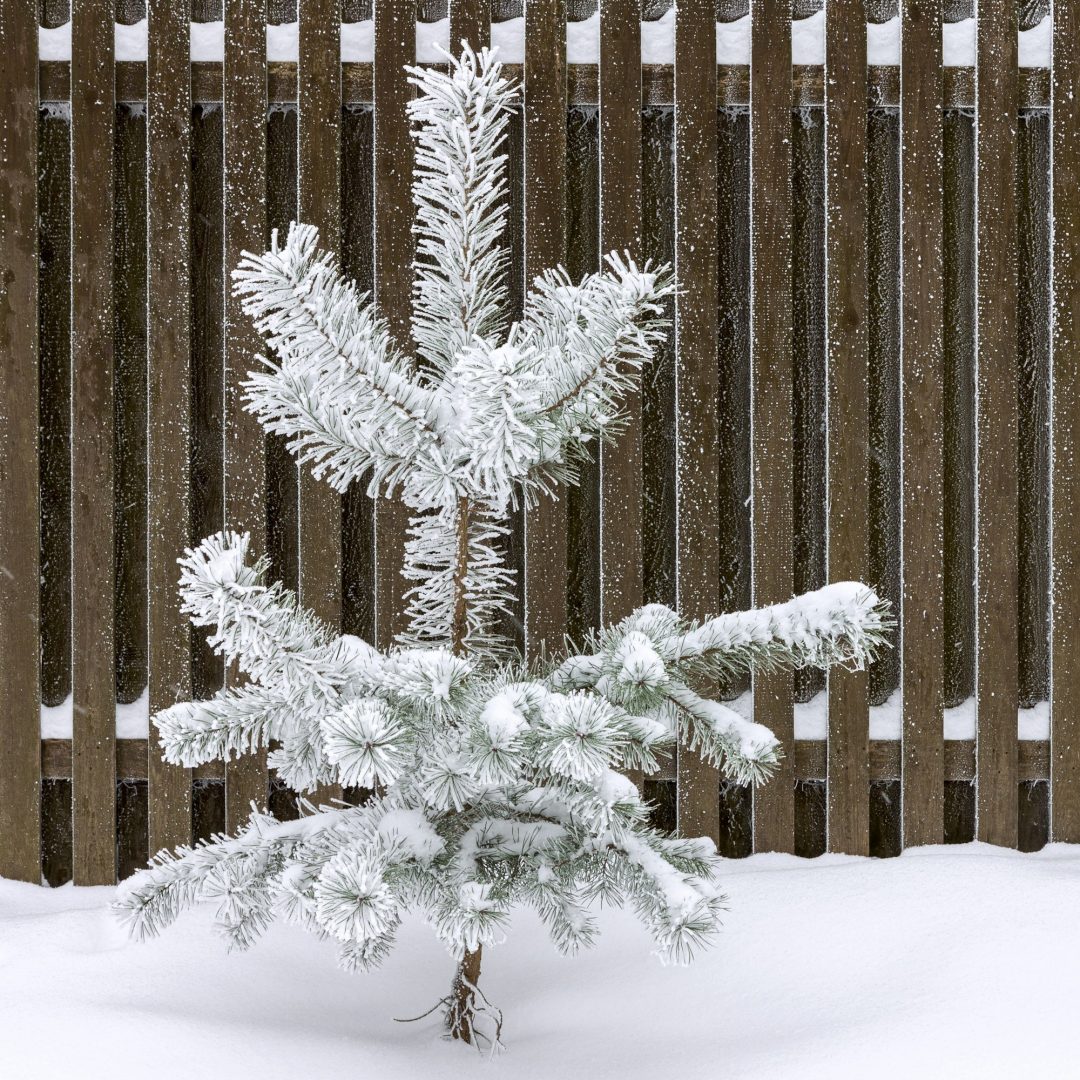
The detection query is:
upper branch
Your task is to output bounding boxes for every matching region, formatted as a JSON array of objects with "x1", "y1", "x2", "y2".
[
  {"x1": 233, "y1": 223, "x2": 442, "y2": 497},
  {"x1": 407, "y1": 47, "x2": 517, "y2": 372}
]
